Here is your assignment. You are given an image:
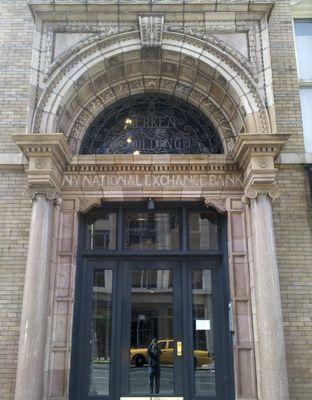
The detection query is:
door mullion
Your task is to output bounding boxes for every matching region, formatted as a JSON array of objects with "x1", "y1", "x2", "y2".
[
  {"x1": 111, "y1": 263, "x2": 120, "y2": 400},
  {"x1": 173, "y1": 263, "x2": 183, "y2": 396},
  {"x1": 183, "y1": 261, "x2": 195, "y2": 400},
  {"x1": 119, "y1": 261, "x2": 131, "y2": 396}
]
